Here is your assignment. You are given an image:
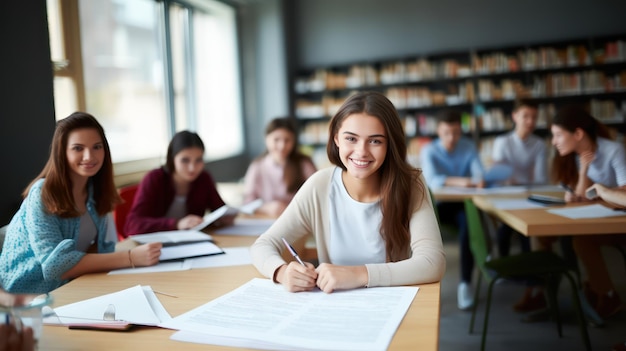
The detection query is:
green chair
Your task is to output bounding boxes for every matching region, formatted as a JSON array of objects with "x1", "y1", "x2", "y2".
[{"x1": 463, "y1": 198, "x2": 591, "y2": 351}]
